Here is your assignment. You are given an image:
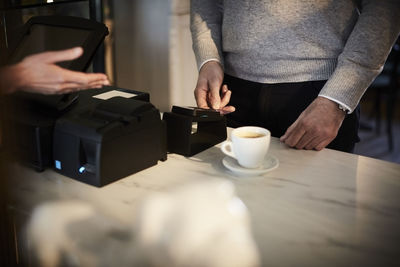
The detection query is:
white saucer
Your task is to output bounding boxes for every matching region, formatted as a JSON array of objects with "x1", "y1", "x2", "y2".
[{"x1": 222, "y1": 155, "x2": 279, "y2": 176}]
